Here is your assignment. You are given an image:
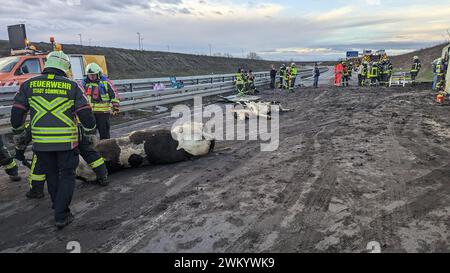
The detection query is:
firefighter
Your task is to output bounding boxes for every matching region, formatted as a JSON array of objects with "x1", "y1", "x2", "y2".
[
  {"x1": 334, "y1": 62, "x2": 343, "y2": 86},
  {"x1": 380, "y1": 59, "x2": 393, "y2": 86},
  {"x1": 411, "y1": 56, "x2": 421, "y2": 83},
  {"x1": 235, "y1": 68, "x2": 245, "y2": 95},
  {"x1": 434, "y1": 58, "x2": 445, "y2": 91},
  {"x1": 284, "y1": 67, "x2": 292, "y2": 91},
  {"x1": 290, "y1": 63, "x2": 298, "y2": 89},
  {"x1": 0, "y1": 137, "x2": 21, "y2": 182},
  {"x1": 361, "y1": 62, "x2": 368, "y2": 86},
  {"x1": 82, "y1": 63, "x2": 120, "y2": 140},
  {"x1": 370, "y1": 61, "x2": 380, "y2": 86},
  {"x1": 342, "y1": 62, "x2": 350, "y2": 87},
  {"x1": 279, "y1": 64, "x2": 286, "y2": 89},
  {"x1": 11, "y1": 51, "x2": 97, "y2": 229}
]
